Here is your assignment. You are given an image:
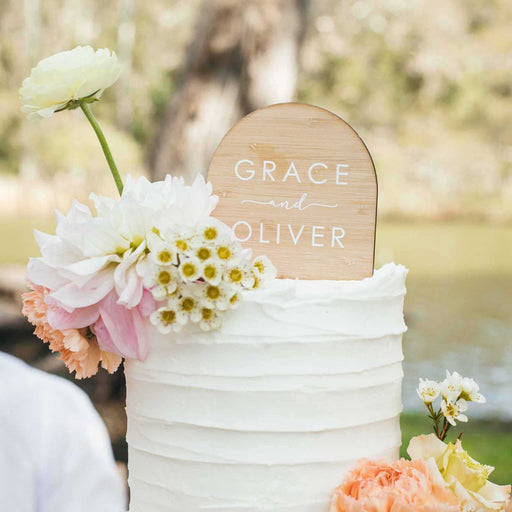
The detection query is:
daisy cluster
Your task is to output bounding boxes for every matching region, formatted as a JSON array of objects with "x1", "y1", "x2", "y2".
[
  {"x1": 417, "y1": 371, "x2": 485, "y2": 440},
  {"x1": 141, "y1": 223, "x2": 275, "y2": 333}
]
